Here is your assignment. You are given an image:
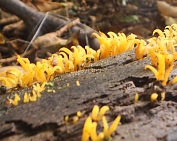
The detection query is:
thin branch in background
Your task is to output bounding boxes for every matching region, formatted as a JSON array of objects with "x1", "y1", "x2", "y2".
[
  {"x1": 64, "y1": 0, "x2": 72, "y2": 34},
  {"x1": 22, "y1": 12, "x2": 49, "y2": 56},
  {"x1": 56, "y1": 18, "x2": 80, "y2": 37}
]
